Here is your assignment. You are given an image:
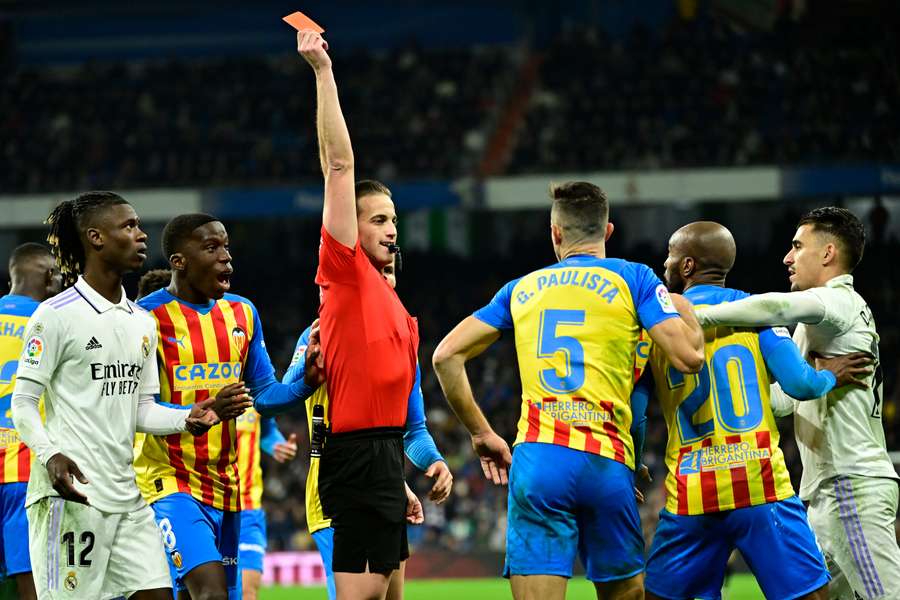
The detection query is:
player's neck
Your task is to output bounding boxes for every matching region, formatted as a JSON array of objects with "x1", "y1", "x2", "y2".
[
  {"x1": 82, "y1": 266, "x2": 124, "y2": 304},
  {"x1": 559, "y1": 243, "x2": 605, "y2": 260},
  {"x1": 168, "y1": 276, "x2": 210, "y2": 305},
  {"x1": 8, "y1": 282, "x2": 44, "y2": 302},
  {"x1": 684, "y1": 277, "x2": 726, "y2": 291},
  {"x1": 812, "y1": 267, "x2": 847, "y2": 288}
]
